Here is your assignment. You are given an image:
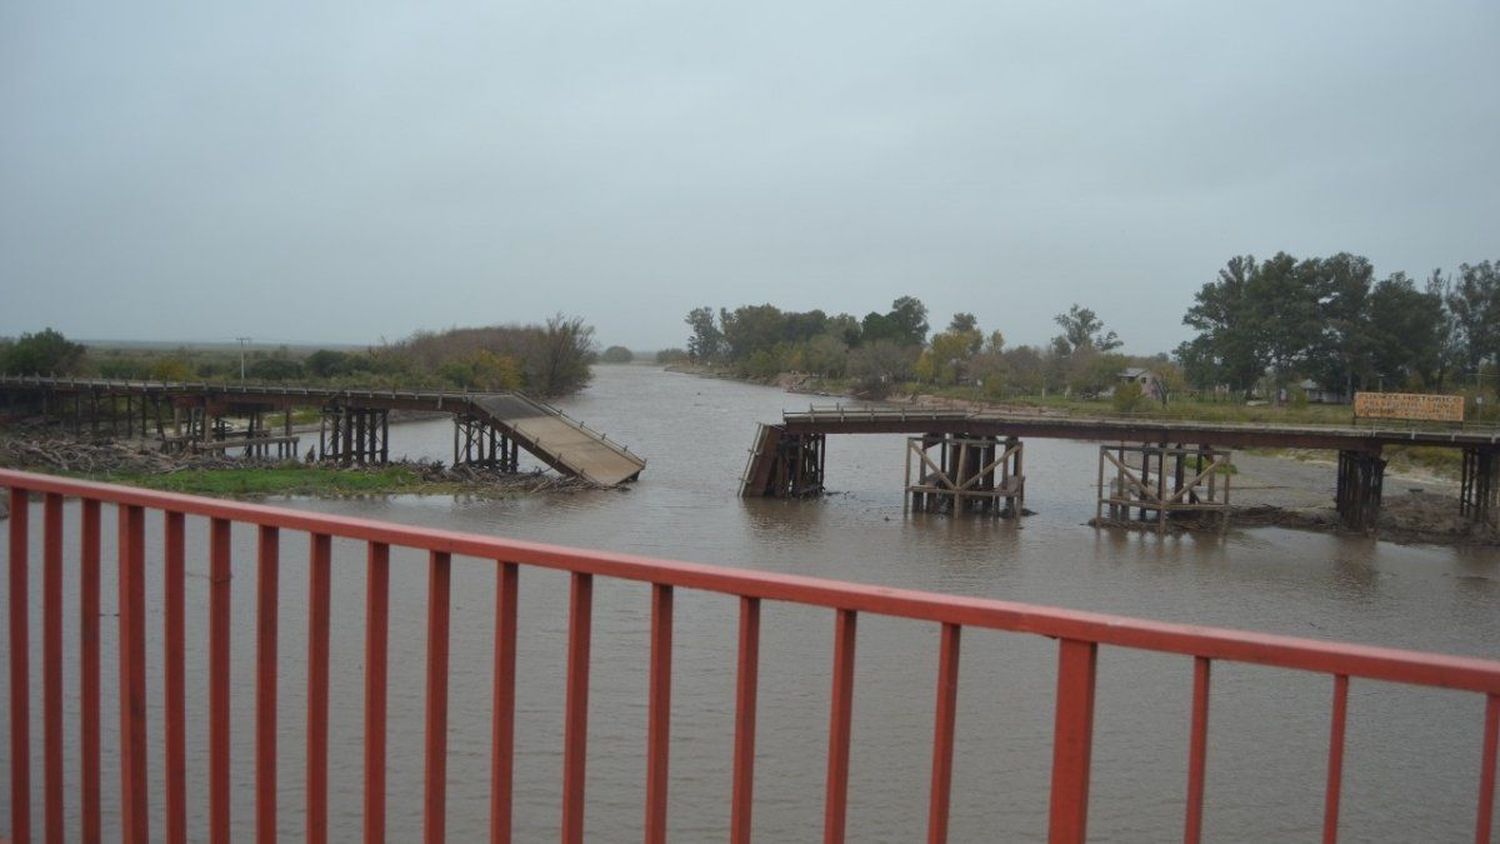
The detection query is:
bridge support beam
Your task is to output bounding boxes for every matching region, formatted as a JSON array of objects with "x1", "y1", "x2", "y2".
[
  {"x1": 906, "y1": 434, "x2": 1024, "y2": 516},
  {"x1": 452, "y1": 415, "x2": 519, "y2": 472},
  {"x1": 1460, "y1": 447, "x2": 1497, "y2": 527},
  {"x1": 741, "y1": 429, "x2": 825, "y2": 498},
  {"x1": 1096, "y1": 443, "x2": 1231, "y2": 534},
  {"x1": 319, "y1": 406, "x2": 389, "y2": 466},
  {"x1": 1335, "y1": 449, "x2": 1385, "y2": 533}
]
